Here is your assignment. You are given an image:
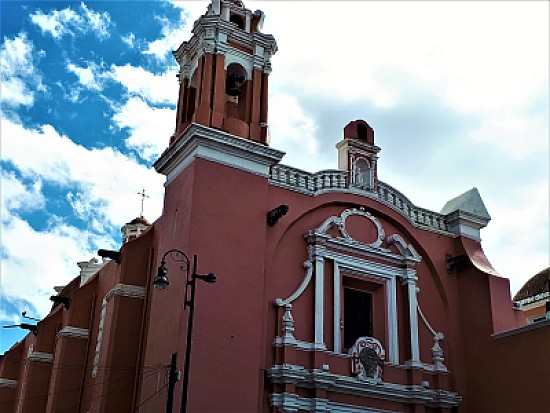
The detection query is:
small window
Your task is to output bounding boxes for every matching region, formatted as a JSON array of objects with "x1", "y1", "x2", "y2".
[{"x1": 344, "y1": 287, "x2": 373, "y2": 350}]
